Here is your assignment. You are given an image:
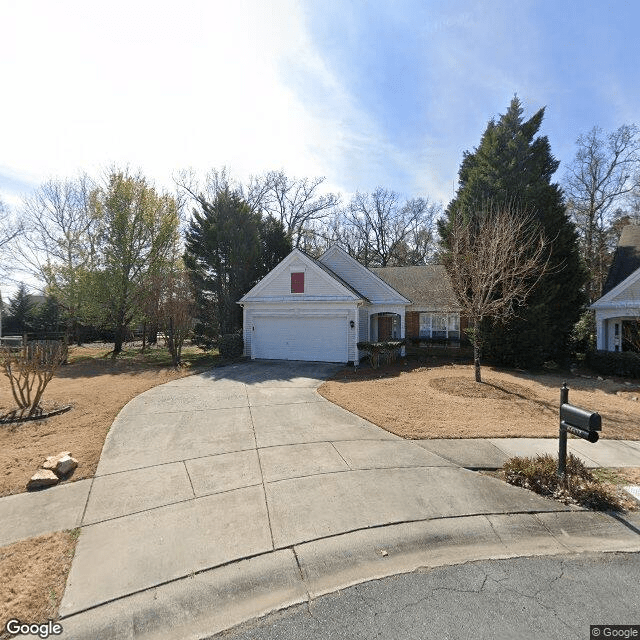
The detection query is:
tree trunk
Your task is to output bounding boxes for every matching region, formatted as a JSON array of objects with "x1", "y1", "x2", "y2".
[
  {"x1": 113, "y1": 325, "x2": 124, "y2": 357},
  {"x1": 147, "y1": 323, "x2": 158, "y2": 345},
  {"x1": 474, "y1": 340, "x2": 482, "y2": 383},
  {"x1": 167, "y1": 316, "x2": 178, "y2": 367}
]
